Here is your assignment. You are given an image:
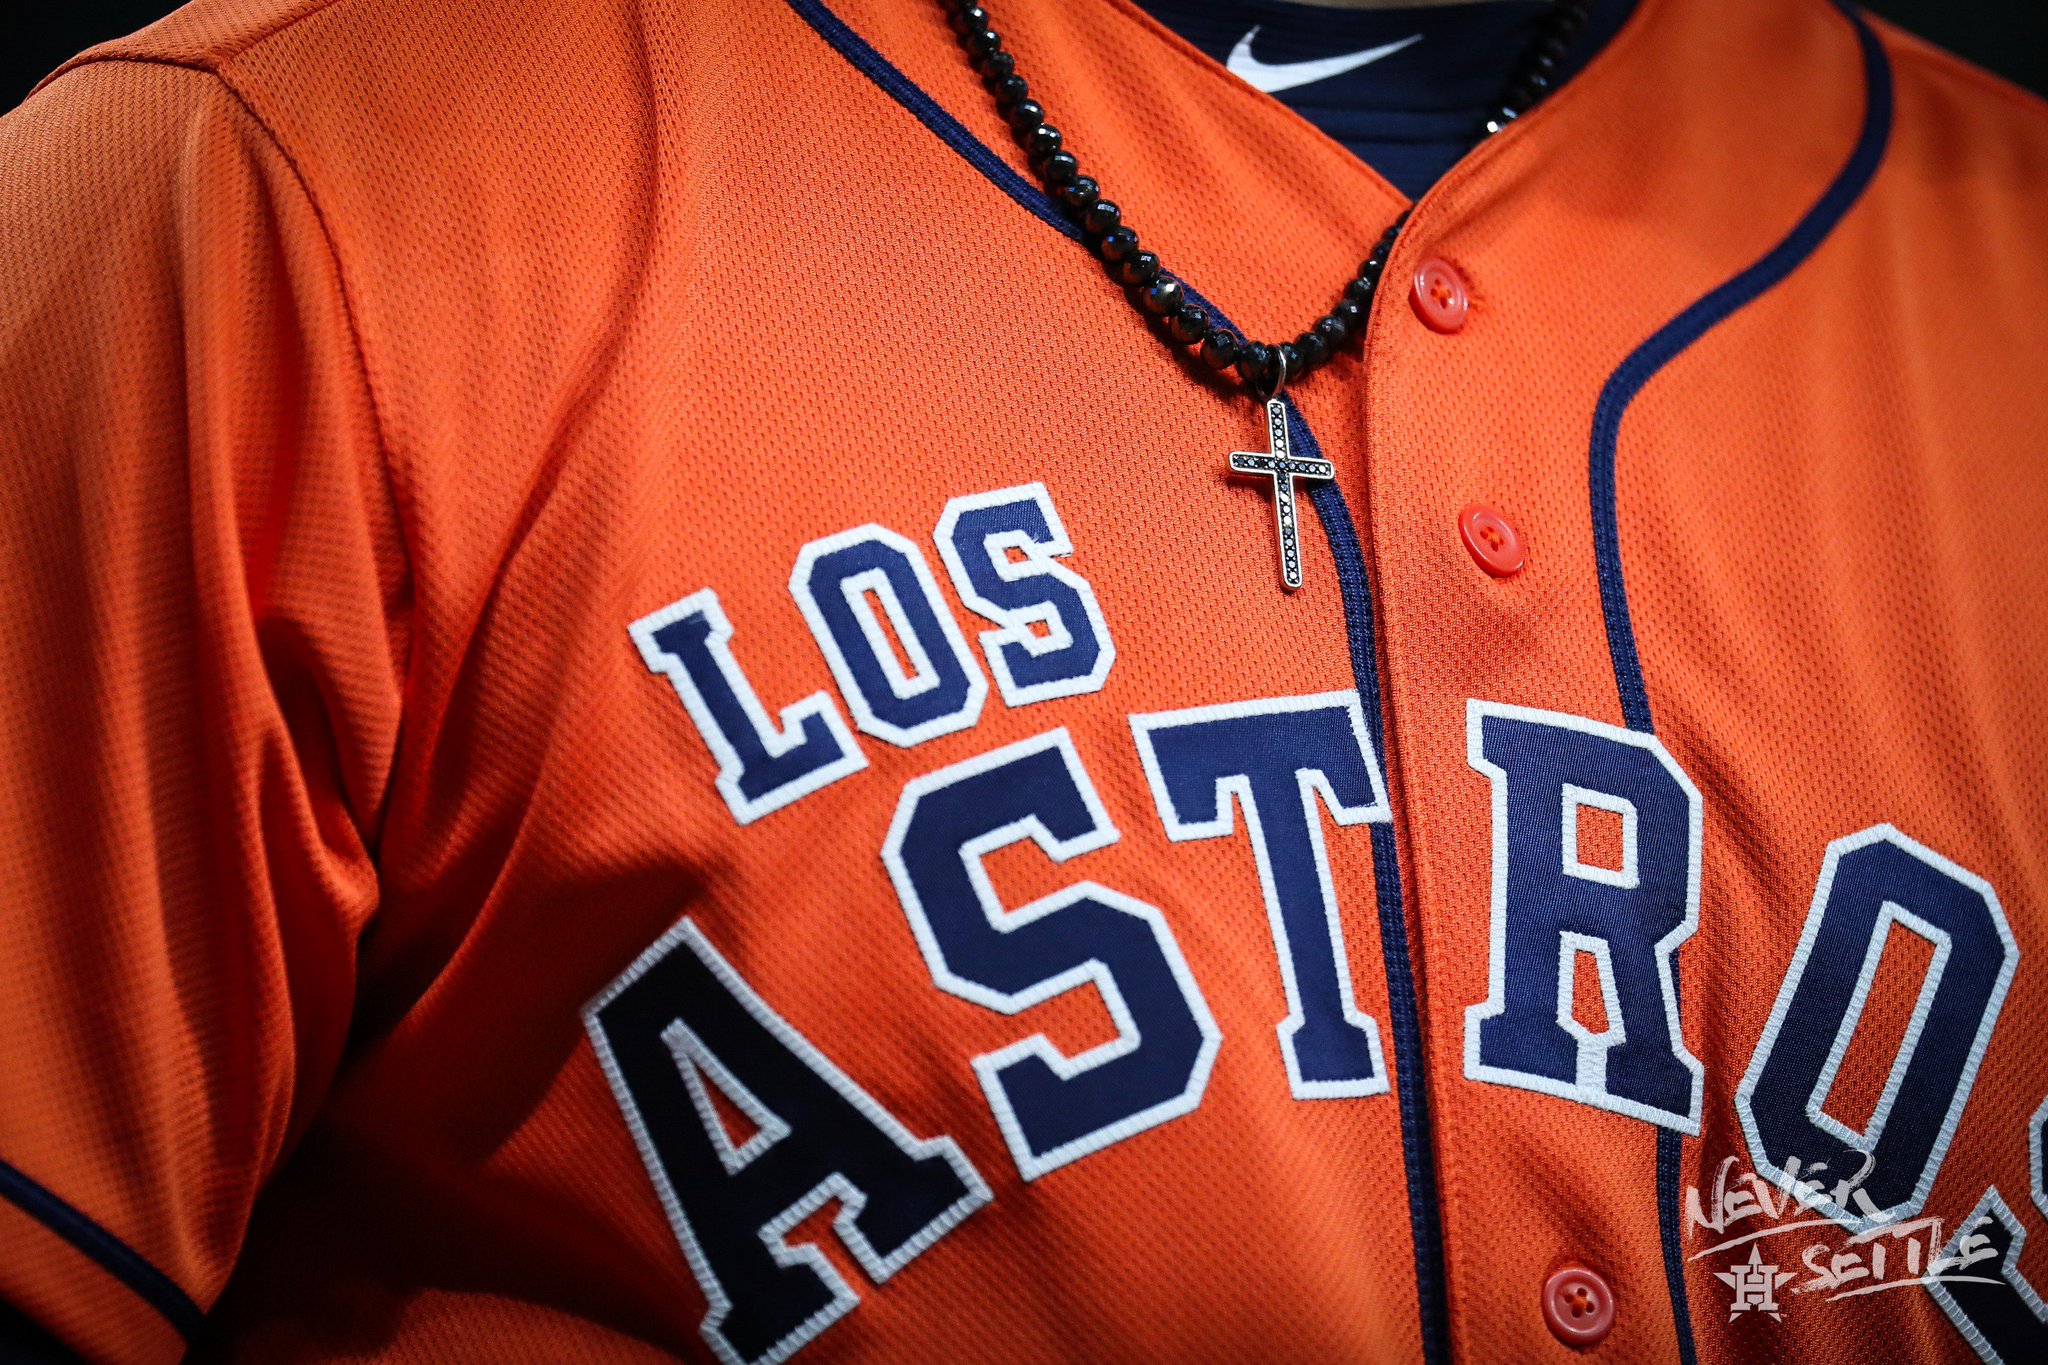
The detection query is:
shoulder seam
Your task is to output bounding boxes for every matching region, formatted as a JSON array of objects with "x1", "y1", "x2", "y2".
[
  {"x1": 203, "y1": 55, "x2": 419, "y2": 781},
  {"x1": 29, "y1": 0, "x2": 358, "y2": 99},
  {"x1": 27, "y1": 55, "x2": 416, "y2": 819}
]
